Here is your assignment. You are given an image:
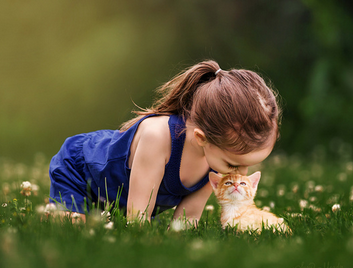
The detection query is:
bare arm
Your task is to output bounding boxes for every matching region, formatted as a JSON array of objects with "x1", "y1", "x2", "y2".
[
  {"x1": 127, "y1": 124, "x2": 170, "y2": 222},
  {"x1": 173, "y1": 181, "x2": 213, "y2": 225}
]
